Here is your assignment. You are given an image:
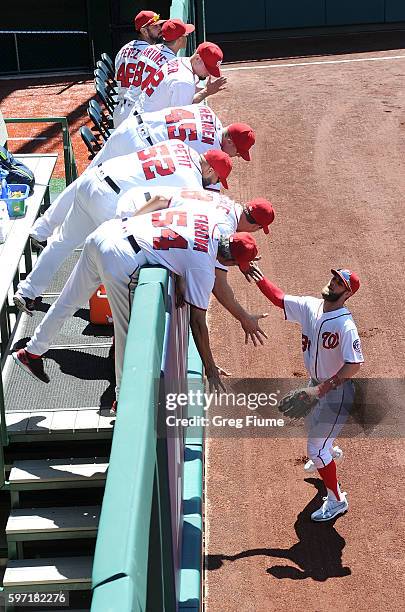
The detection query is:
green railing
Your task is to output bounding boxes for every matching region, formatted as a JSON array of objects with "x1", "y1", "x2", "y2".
[
  {"x1": 4, "y1": 116, "x2": 77, "y2": 185},
  {"x1": 91, "y1": 268, "x2": 176, "y2": 611}
]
